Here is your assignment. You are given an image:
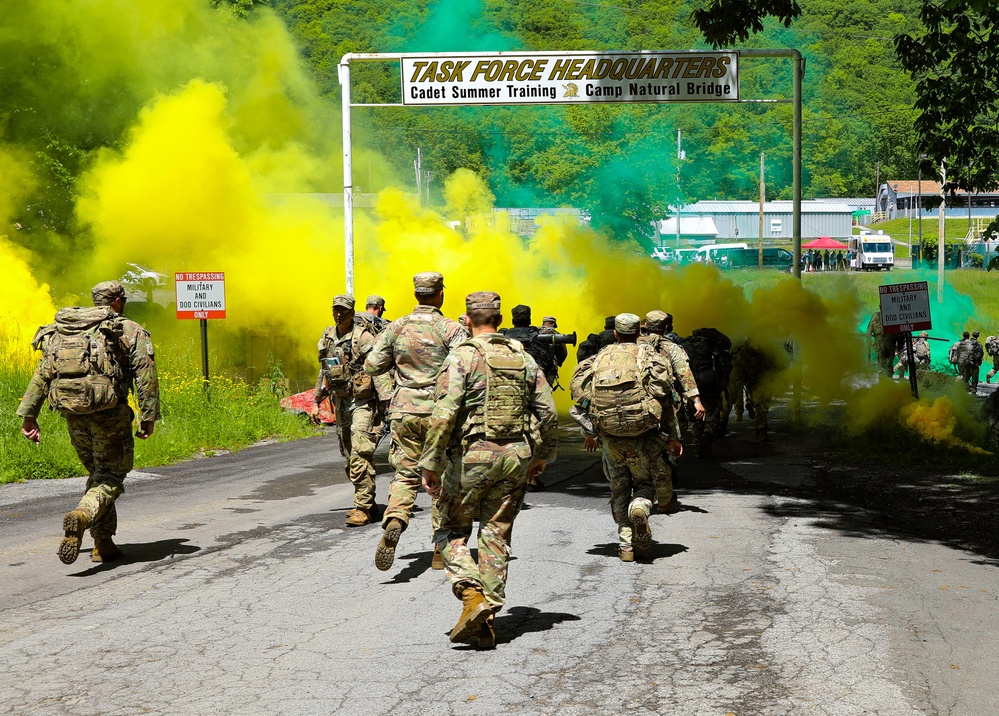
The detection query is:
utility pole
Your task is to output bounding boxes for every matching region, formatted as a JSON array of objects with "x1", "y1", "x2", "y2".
[
  {"x1": 415, "y1": 148, "x2": 423, "y2": 206},
  {"x1": 938, "y1": 160, "x2": 946, "y2": 303},
  {"x1": 675, "y1": 129, "x2": 685, "y2": 250},
  {"x1": 917, "y1": 154, "x2": 926, "y2": 269},
  {"x1": 759, "y1": 152, "x2": 765, "y2": 269},
  {"x1": 875, "y1": 161, "x2": 881, "y2": 209}
]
